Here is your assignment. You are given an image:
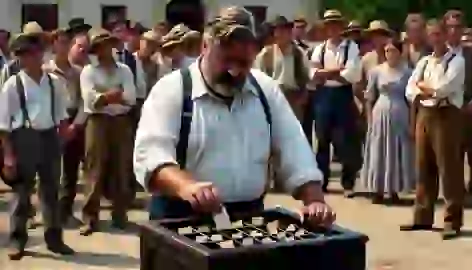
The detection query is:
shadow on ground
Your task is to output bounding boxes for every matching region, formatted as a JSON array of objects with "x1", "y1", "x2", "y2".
[{"x1": 24, "y1": 250, "x2": 139, "y2": 268}]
